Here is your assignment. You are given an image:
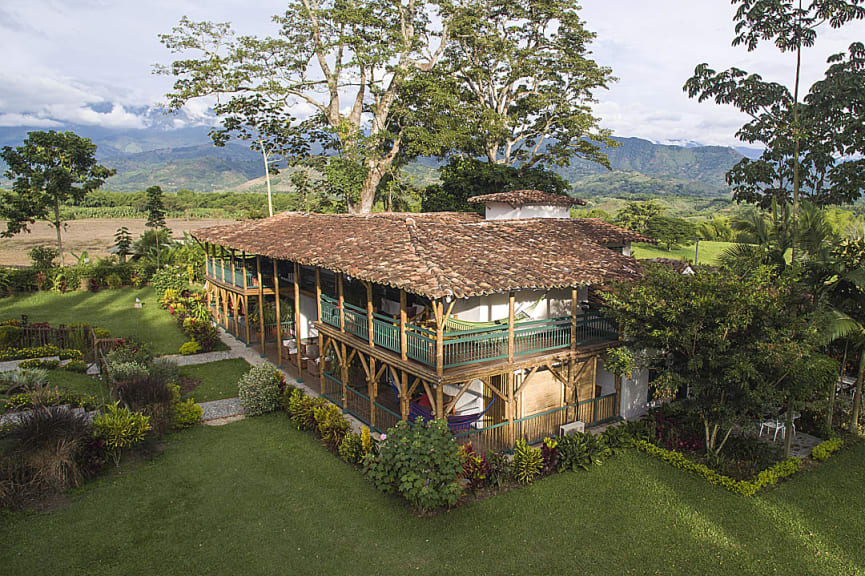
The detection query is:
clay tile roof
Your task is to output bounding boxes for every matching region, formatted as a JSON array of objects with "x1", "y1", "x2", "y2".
[
  {"x1": 468, "y1": 189, "x2": 587, "y2": 207},
  {"x1": 647, "y1": 258, "x2": 694, "y2": 274},
  {"x1": 567, "y1": 218, "x2": 656, "y2": 245},
  {"x1": 193, "y1": 212, "x2": 645, "y2": 299}
]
